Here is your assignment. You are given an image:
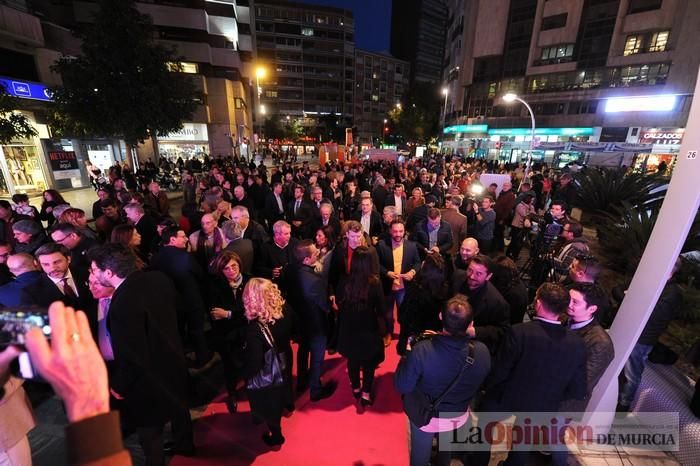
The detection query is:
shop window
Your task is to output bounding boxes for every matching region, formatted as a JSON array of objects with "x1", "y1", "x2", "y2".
[{"x1": 541, "y1": 13, "x2": 567, "y2": 31}]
